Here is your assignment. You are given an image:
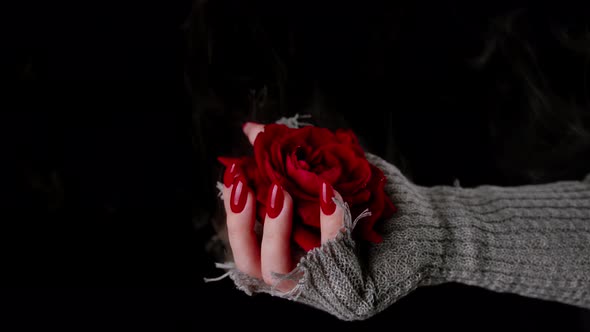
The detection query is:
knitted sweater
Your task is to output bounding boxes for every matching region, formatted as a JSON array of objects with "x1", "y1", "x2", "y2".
[{"x1": 224, "y1": 153, "x2": 590, "y2": 321}]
